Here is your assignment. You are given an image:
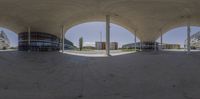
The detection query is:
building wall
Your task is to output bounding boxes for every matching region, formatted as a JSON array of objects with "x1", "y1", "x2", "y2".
[
  {"x1": 122, "y1": 42, "x2": 140, "y2": 49},
  {"x1": 0, "y1": 31, "x2": 10, "y2": 50},
  {"x1": 110, "y1": 42, "x2": 118, "y2": 50},
  {"x1": 18, "y1": 32, "x2": 60, "y2": 51},
  {"x1": 161, "y1": 44, "x2": 180, "y2": 49},
  {"x1": 122, "y1": 42, "x2": 158, "y2": 50},
  {"x1": 185, "y1": 31, "x2": 200, "y2": 49},
  {"x1": 95, "y1": 42, "x2": 118, "y2": 50},
  {"x1": 95, "y1": 42, "x2": 106, "y2": 50},
  {"x1": 64, "y1": 39, "x2": 76, "y2": 50}
]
